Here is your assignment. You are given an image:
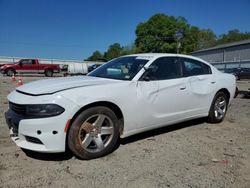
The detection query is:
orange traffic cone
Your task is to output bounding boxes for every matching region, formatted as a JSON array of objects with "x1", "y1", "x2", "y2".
[
  {"x1": 12, "y1": 74, "x2": 16, "y2": 81},
  {"x1": 17, "y1": 77, "x2": 23, "y2": 86}
]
